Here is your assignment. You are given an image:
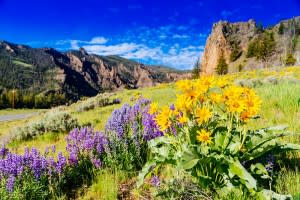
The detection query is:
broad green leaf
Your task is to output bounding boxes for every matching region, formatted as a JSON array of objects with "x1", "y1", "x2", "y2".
[
  {"x1": 227, "y1": 140, "x2": 241, "y2": 155},
  {"x1": 179, "y1": 158, "x2": 199, "y2": 170},
  {"x1": 137, "y1": 161, "x2": 156, "y2": 188},
  {"x1": 214, "y1": 133, "x2": 225, "y2": 149},
  {"x1": 266, "y1": 125, "x2": 288, "y2": 131},
  {"x1": 257, "y1": 189, "x2": 293, "y2": 200},
  {"x1": 279, "y1": 143, "x2": 300, "y2": 151},
  {"x1": 229, "y1": 159, "x2": 257, "y2": 190},
  {"x1": 250, "y1": 163, "x2": 268, "y2": 176}
]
